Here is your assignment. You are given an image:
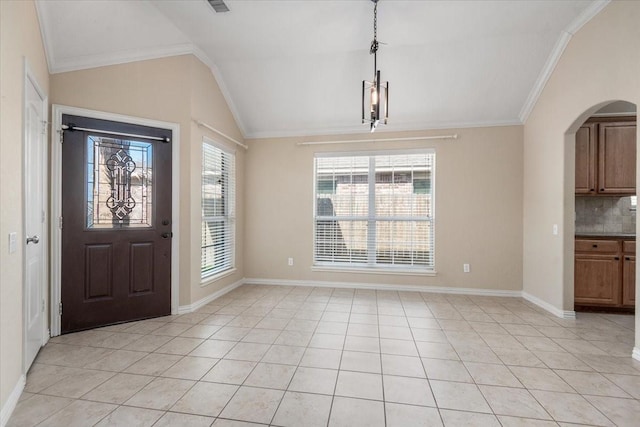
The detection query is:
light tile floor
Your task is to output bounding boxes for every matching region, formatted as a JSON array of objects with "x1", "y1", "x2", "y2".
[{"x1": 8, "y1": 285, "x2": 640, "y2": 427}]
